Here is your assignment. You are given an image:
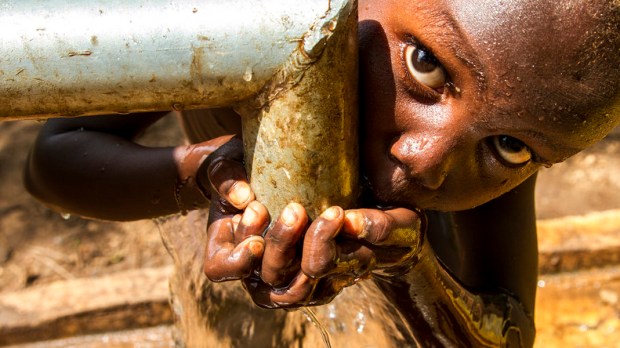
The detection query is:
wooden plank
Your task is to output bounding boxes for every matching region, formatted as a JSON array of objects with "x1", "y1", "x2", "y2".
[
  {"x1": 4, "y1": 325, "x2": 174, "y2": 348},
  {"x1": 536, "y1": 266, "x2": 620, "y2": 347},
  {"x1": 0, "y1": 267, "x2": 173, "y2": 346},
  {"x1": 538, "y1": 209, "x2": 620, "y2": 274}
]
